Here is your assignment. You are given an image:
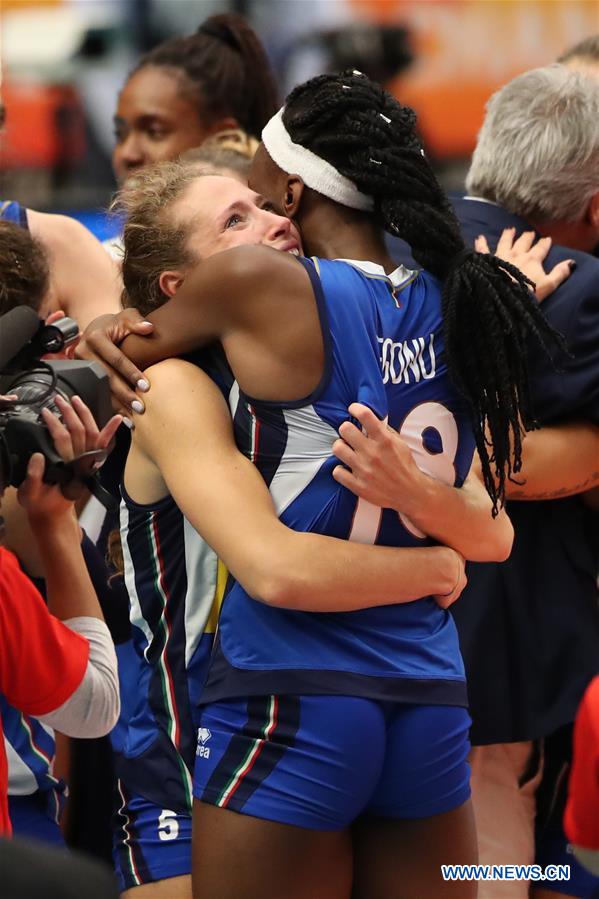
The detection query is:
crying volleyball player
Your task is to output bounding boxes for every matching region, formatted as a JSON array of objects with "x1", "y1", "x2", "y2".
[
  {"x1": 104, "y1": 161, "x2": 474, "y2": 899},
  {"x1": 78, "y1": 71, "x2": 566, "y2": 899}
]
